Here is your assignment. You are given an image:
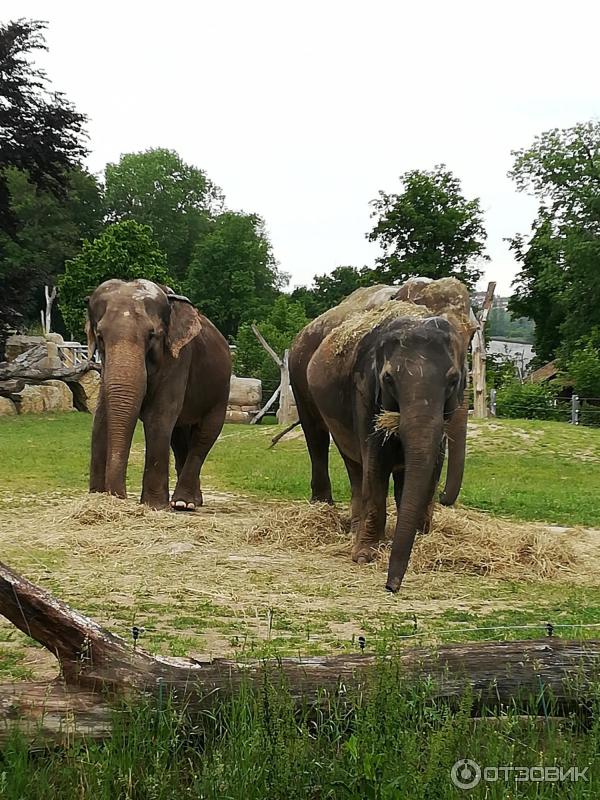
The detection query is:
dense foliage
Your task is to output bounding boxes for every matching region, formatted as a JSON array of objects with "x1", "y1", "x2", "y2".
[
  {"x1": 104, "y1": 148, "x2": 223, "y2": 280},
  {"x1": 368, "y1": 165, "x2": 487, "y2": 288},
  {"x1": 0, "y1": 19, "x2": 92, "y2": 350},
  {"x1": 509, "y1": 122, "x2": 600, "y2": 364},
  {"x1": 495, "y1": 381, "x2": 561, "y2": 421},
  {"x1": 186, "y1": 212, "x2": 287, "y2": 339},
  {"x1": 291, "y1": 265, "x2": 379, "y2": 317},
  {"x1": 58, "y1": 221, "x2": 173, "y2": 335}
]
